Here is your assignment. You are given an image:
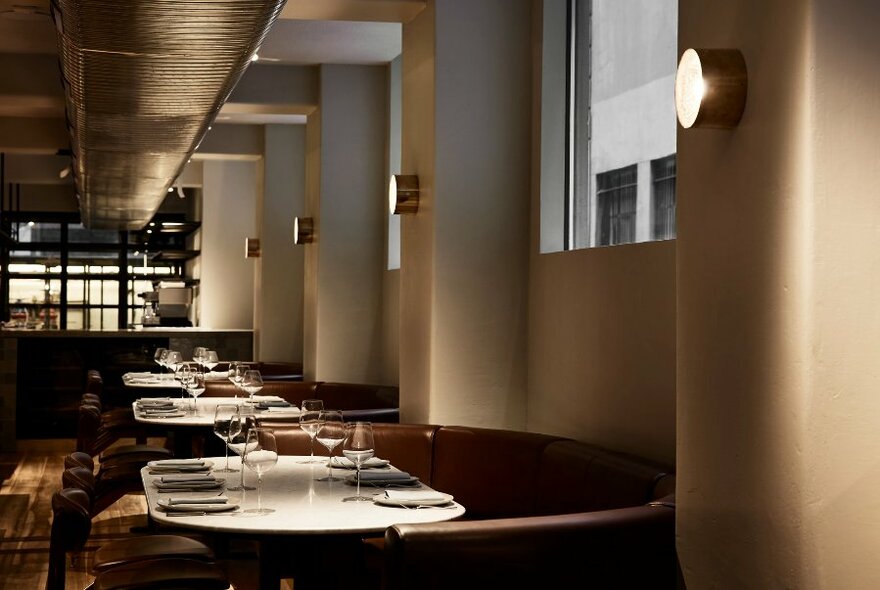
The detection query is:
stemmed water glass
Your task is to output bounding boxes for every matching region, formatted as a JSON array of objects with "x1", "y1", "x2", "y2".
[
  {"x1": 228, "y1": 361, "x2": 246, "y2": 396},
  {"x1": 213, "y1": 404, "x2": 241, "y2": 473},
  {"x1": 315, "y1": 410, "x2": 345, "y2": 482},
  {"x1": 186, "y1": 372, "x2": 205, "y2": 415},
  {"x1": 297, "y1": 399, "x2": 324, "y2": 464},
  {"x1": 342, "y1": 422, "x2": 375, "y2": 502},
  {"x1": 203, "y1": 350, "x2": 219, "y2": 372},
  {"x1": 241, "y1": 370, "x2": 263, "y2": 402},
  {"x1": 243, "y1": 427, "x2": 278, "y2": 515},
  {"x1": 227, "y1": 407, "x2": 256, "y2": 492},
  {"x1": 176, "y1": 363, "x2": 193, "y2": 403},
  {"x1": 153, "y1": 347, "x2": 167, "y2": 373},
  {"x1": 192, "y1": 346, "x2": 207, "y2": 369}
]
